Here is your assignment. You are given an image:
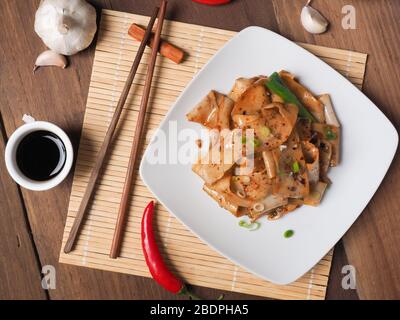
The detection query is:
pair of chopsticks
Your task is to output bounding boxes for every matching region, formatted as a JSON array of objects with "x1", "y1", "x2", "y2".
[{"x1": 64, "y1": 0, "x2": 168, "y2": 258}]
